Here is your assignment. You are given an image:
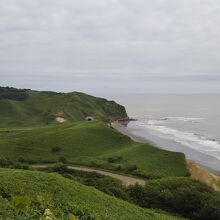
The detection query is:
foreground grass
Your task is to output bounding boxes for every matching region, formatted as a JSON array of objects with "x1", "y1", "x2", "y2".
[
  {"x1": 0, "y1": 121, "x2": 188, "y2": 177},
  {"x1": 44, "y1": 164, "x2": 220, "y2": 220},
  {"x1": 0, "y1": 168, "x2": 184, "y2": 220}
]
